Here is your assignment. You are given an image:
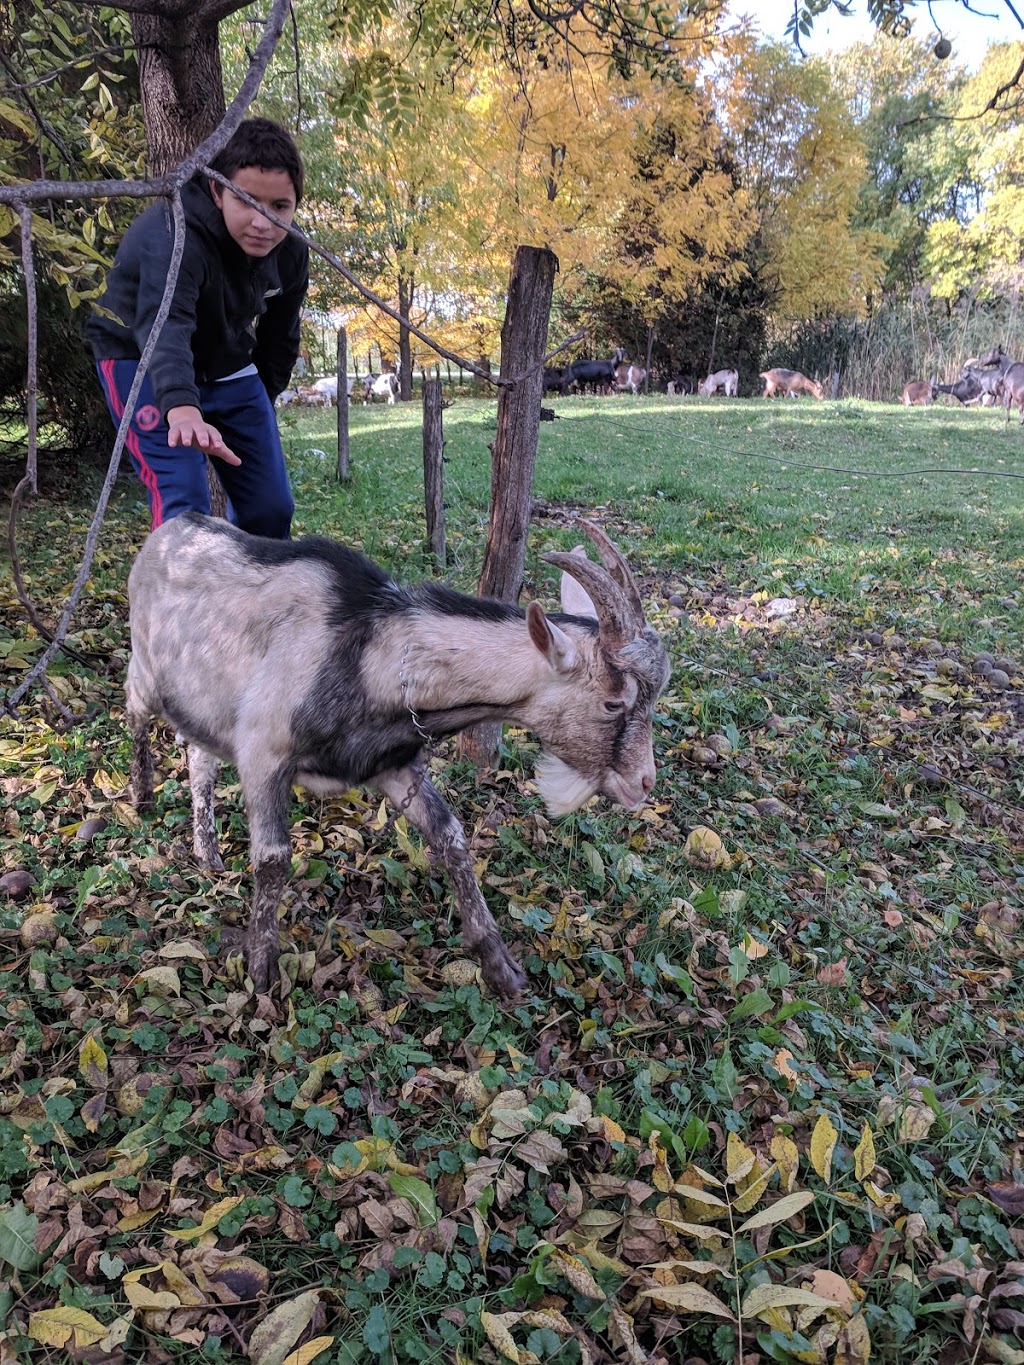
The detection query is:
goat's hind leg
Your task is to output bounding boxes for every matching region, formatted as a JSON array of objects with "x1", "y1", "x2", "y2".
[
  {"x1": 235, "y1": 763, "x2": 293, "y2": 992},
  {"x1": 188, "y1": 743, "x2": 224, "y2": 871},
  {"x1": 124, "y1": 668, "x2": 154, "y2": 811},
  {"x1": 375, "y1": 764, "x2": 528, "y2": 1001}
]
